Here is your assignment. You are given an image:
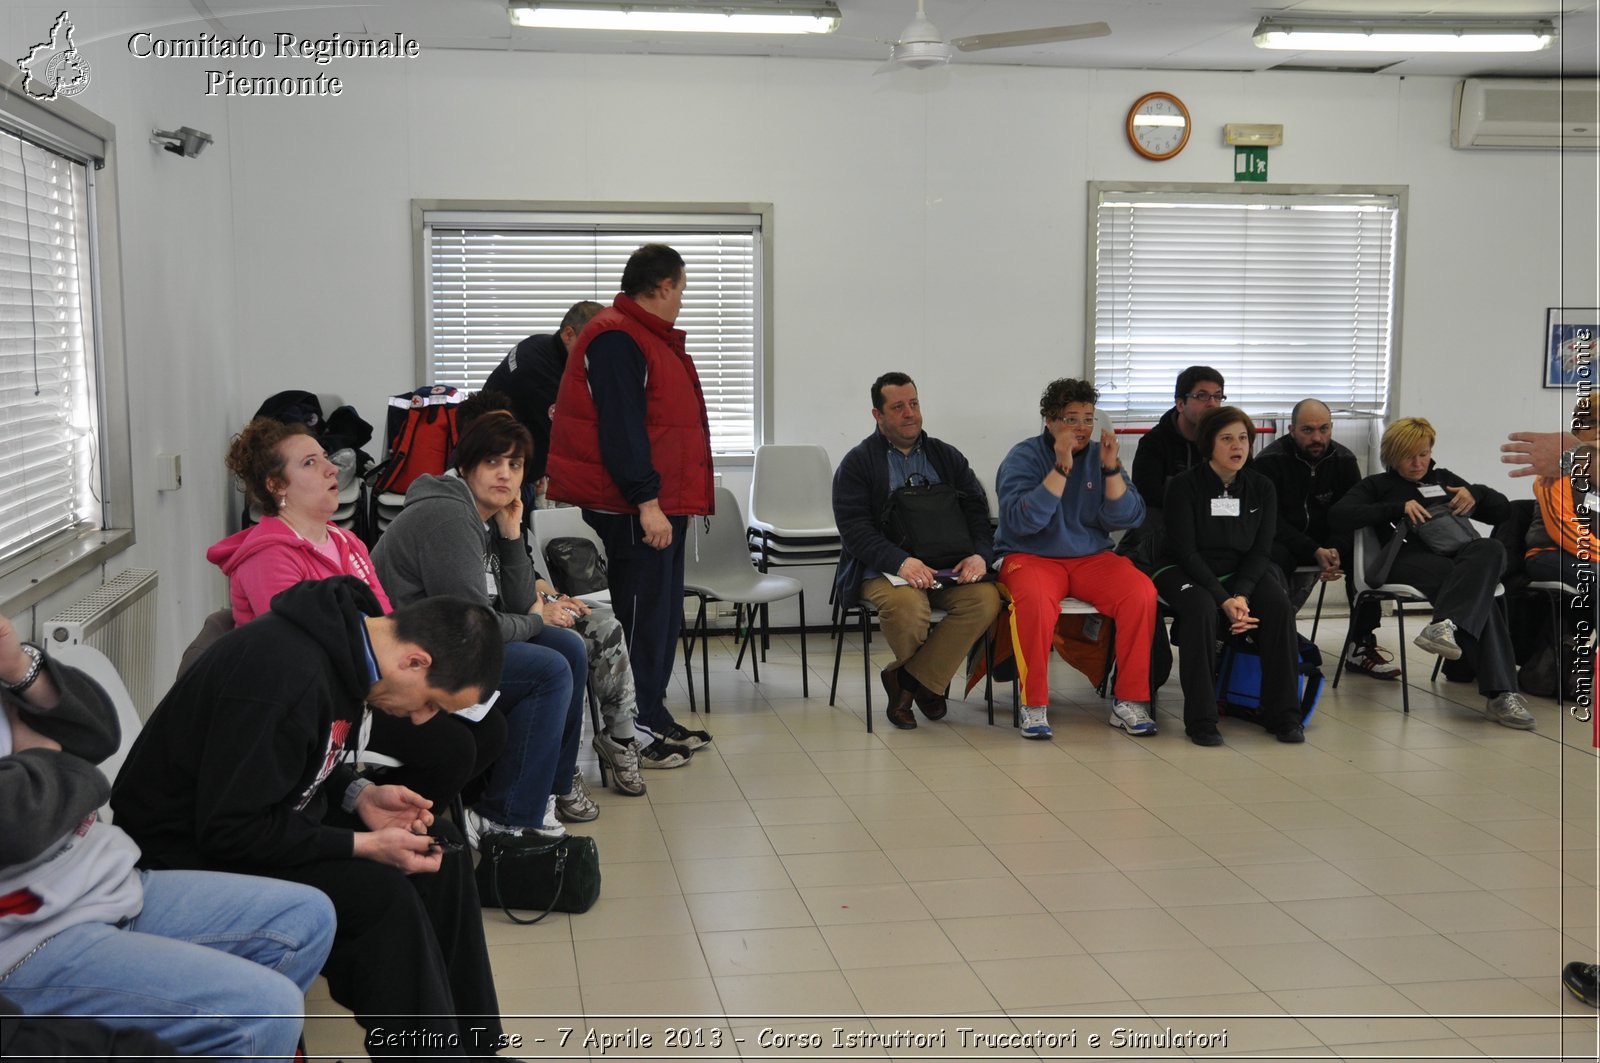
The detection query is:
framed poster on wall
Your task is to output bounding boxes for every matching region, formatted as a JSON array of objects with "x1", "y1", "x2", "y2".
[{"x1": 1545, "y1": 308, "x2": 1599, "y2": 388}]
